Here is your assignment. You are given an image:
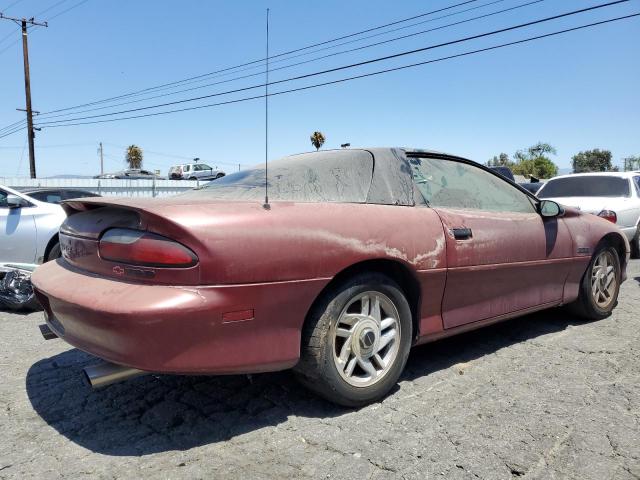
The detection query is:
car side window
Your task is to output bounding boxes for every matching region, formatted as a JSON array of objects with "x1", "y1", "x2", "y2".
[
  {"x1": 410, "y1": 157, "x2": 536, "y2": 213},
  {"x1": 30, "y1": 191, "x2": 62, "y2": 203},
  {"x1": 0, "y1": 189, "x2": 8, "y2": 208},
  {"x1": 633, "y1": 176, "x2": 640, "y2": 196}
]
